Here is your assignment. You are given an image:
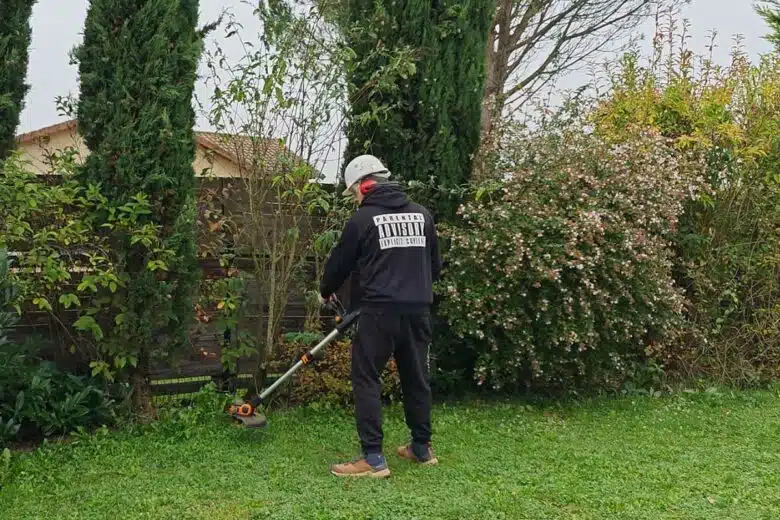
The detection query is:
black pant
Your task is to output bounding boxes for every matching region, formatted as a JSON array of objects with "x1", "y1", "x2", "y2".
[{"x1": 351, "y1": 310, "x2": 432, "y2": 454}]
